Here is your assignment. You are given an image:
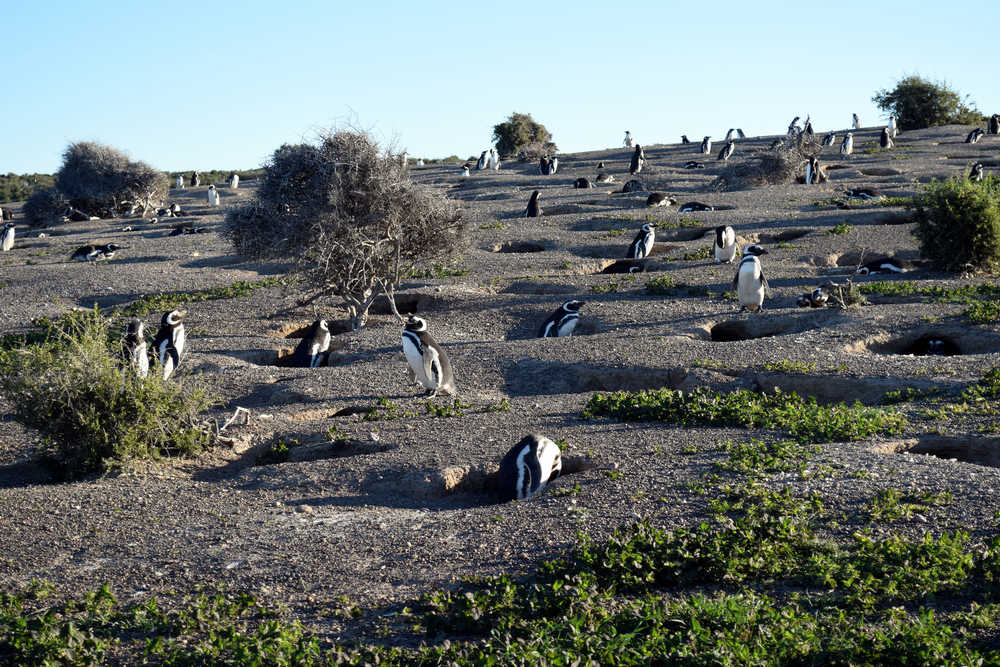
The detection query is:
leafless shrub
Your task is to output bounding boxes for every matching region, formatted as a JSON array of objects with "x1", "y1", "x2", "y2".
[
  {"x1": 23, "y1": 187, "x2": 69, "y2": 227},
  {"x1": 516, "y1": 141, "x2": 559, "y2": 162},
  {"x1": 712, "y1": 135, "x2": 821, "y2": 191},
  {"x1": 224, "y1": 130, "x2": 467, "y2": 329},
  {"x1": 55, "y1": 141, "x2": 168, "y2": 218}
]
